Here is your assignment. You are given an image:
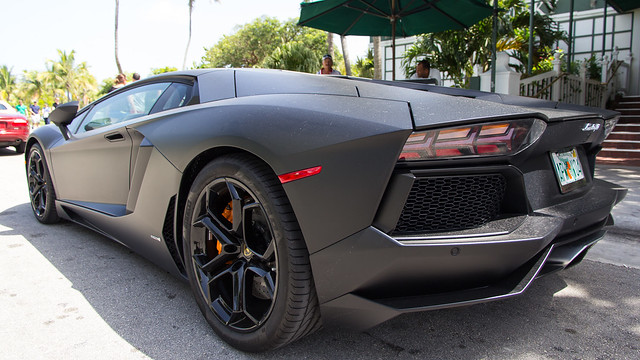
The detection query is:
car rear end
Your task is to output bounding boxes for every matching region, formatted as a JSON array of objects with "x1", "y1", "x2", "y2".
[
  {"x1": 312, "y1": 88, "x2": 626, "y2": 330},
  {"x1": 0, "y1": 113, "x2": 29, "y2": 153}
]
